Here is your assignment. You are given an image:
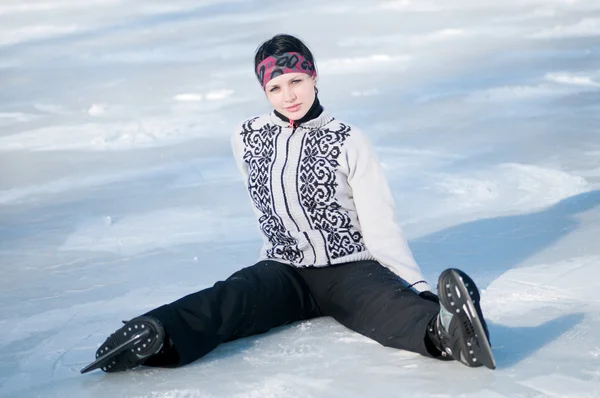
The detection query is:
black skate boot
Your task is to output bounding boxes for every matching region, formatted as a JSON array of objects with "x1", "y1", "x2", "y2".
[
  {"x1": 81, "y1": 316, "x2": 165, "y2": 374},
  {"x1": 427, "y1": 269, "x2": 495, "y2": 369}
]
